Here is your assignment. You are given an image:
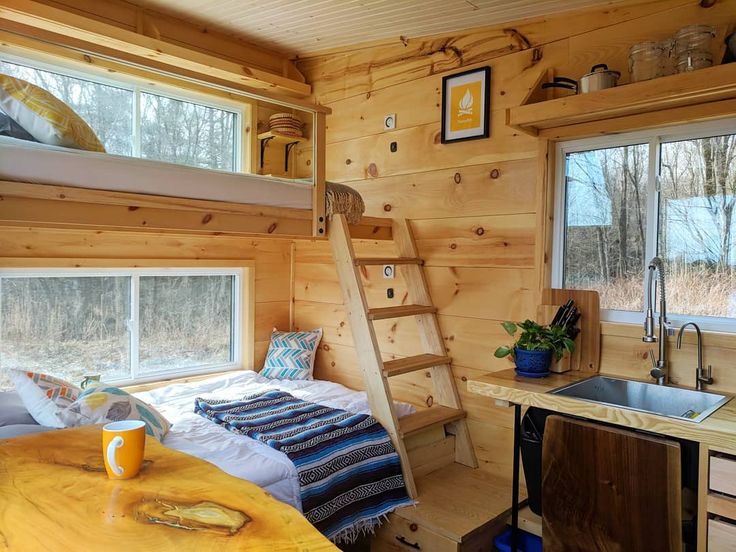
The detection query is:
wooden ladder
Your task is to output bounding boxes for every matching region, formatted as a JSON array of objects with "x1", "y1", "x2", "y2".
[{"x1": 329, "y1": 214, "x2": 477, "y2": 498}]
